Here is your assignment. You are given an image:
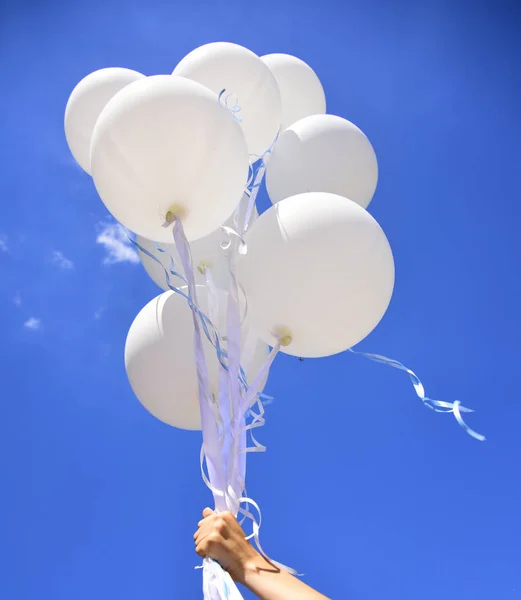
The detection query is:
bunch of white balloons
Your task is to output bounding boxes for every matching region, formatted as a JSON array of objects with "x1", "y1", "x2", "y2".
[
  {"x1": 64, "y1": 41, "x2": 394, "y2": 432},
  {"x1": 65, "y1": 42, "x2": 487, "y2": 600}
]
